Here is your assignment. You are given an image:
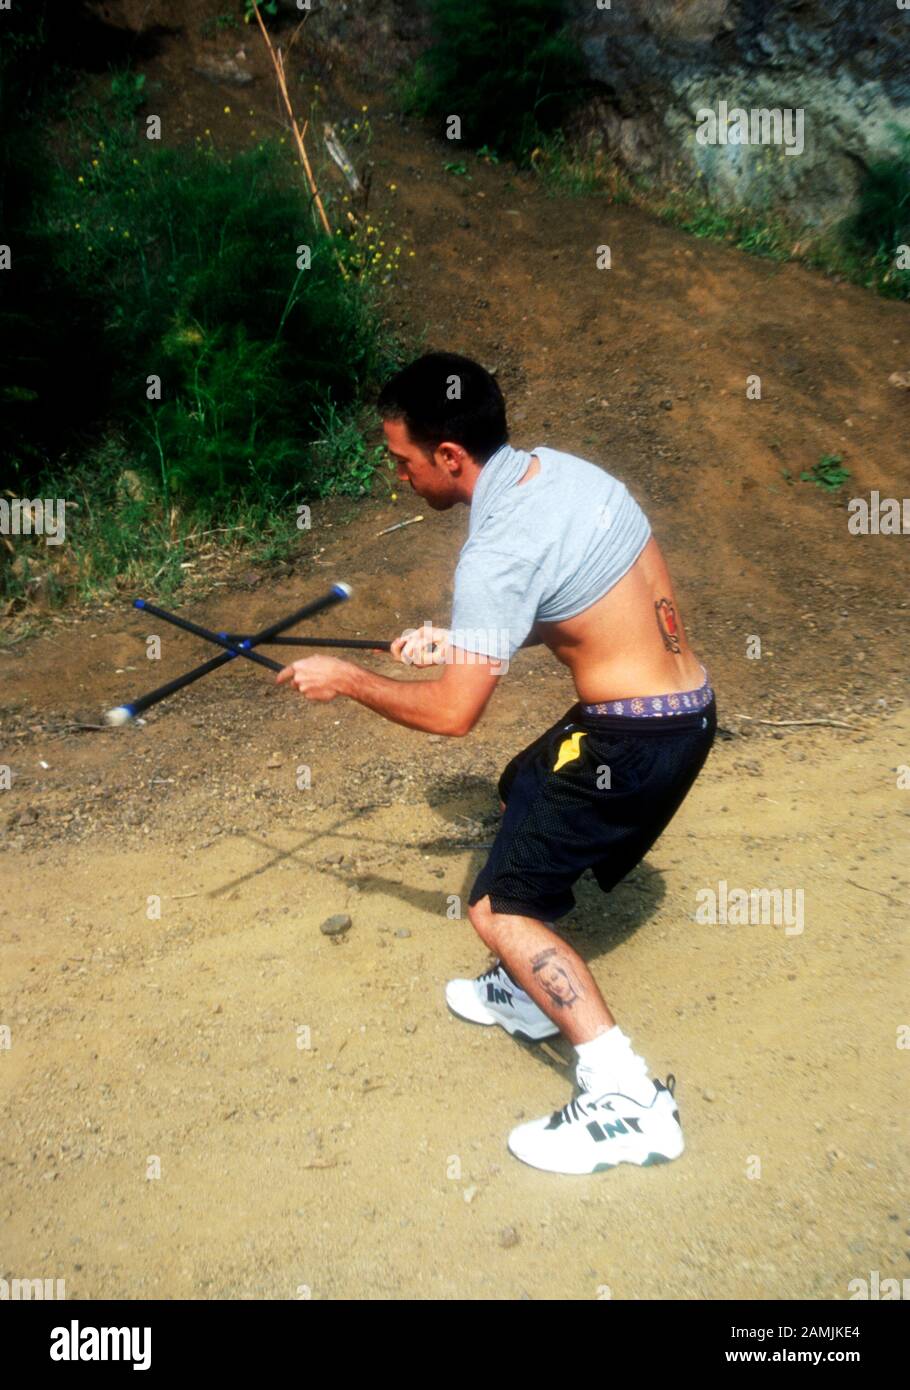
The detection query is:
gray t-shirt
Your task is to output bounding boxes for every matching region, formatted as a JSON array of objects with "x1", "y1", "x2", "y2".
[{"x1": 449, "y1": 442, "x2": 651, "y2": 661}]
